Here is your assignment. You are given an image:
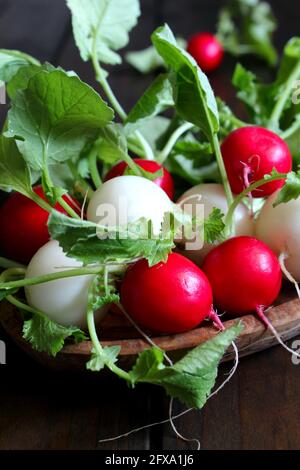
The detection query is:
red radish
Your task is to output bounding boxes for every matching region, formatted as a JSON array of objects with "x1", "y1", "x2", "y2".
[
  {"x1": 187, "y1": 33, "x2": 224, "y2": 73},
  {"x1": 0, "y1": 186, "x2": 79, "y2": 264},
  {"x1": 221, "y1": 127, "x2": 292, "y2": 197},
  {"x1": 105, "y1": 159, "x2": 175, "y2": 200},
  {"x1": 202, "y1": 236, "x2": 300, "y2": 357},
  {"x1": 121, "y1": 252, "x2": 218, "y2": 334},
  {"x1": 202, "y1": 236, "x2": 282, "y2": 316}
]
